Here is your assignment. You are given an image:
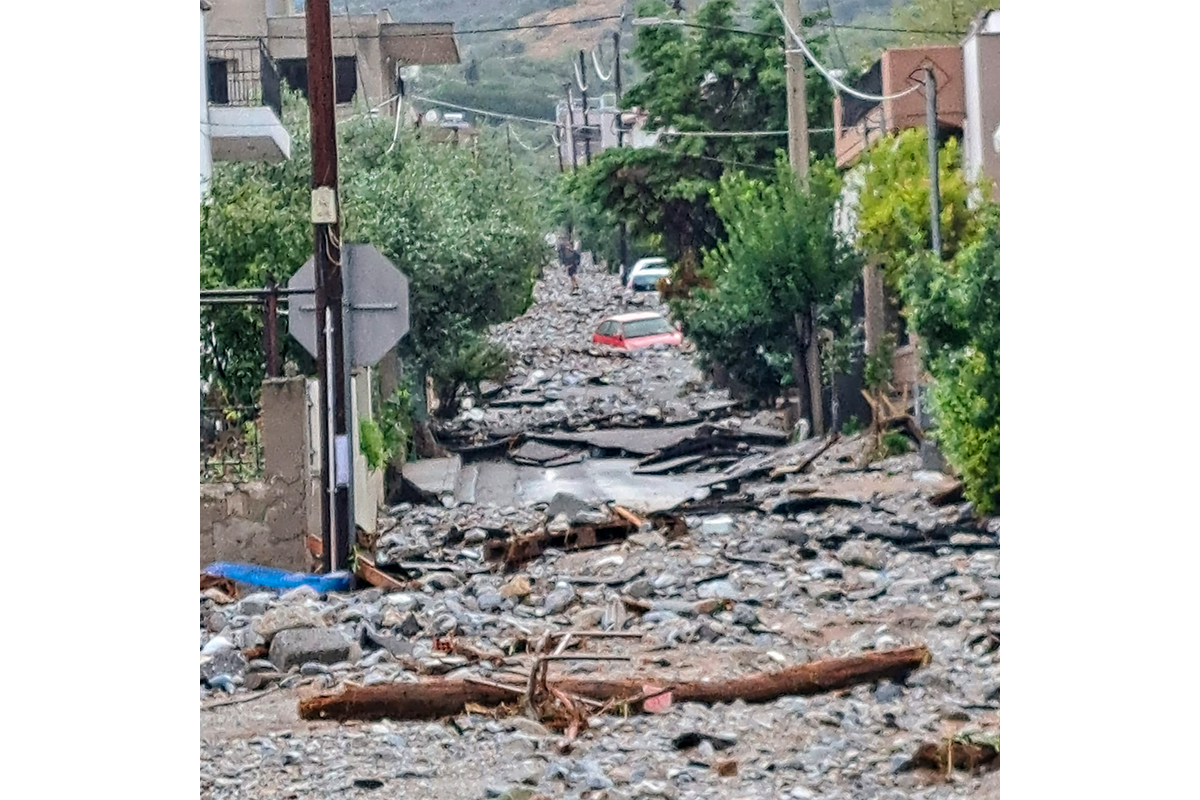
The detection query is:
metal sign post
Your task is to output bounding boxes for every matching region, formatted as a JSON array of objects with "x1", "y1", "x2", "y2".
[{"x1": 288, "y1": 244, "x2": 410, "y2": 573}]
